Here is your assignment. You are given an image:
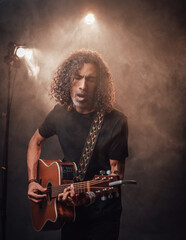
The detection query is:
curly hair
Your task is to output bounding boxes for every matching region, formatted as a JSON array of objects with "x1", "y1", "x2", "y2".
[{"x1": 50, "y1": 49, "x2": 115, "y2": 112}]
